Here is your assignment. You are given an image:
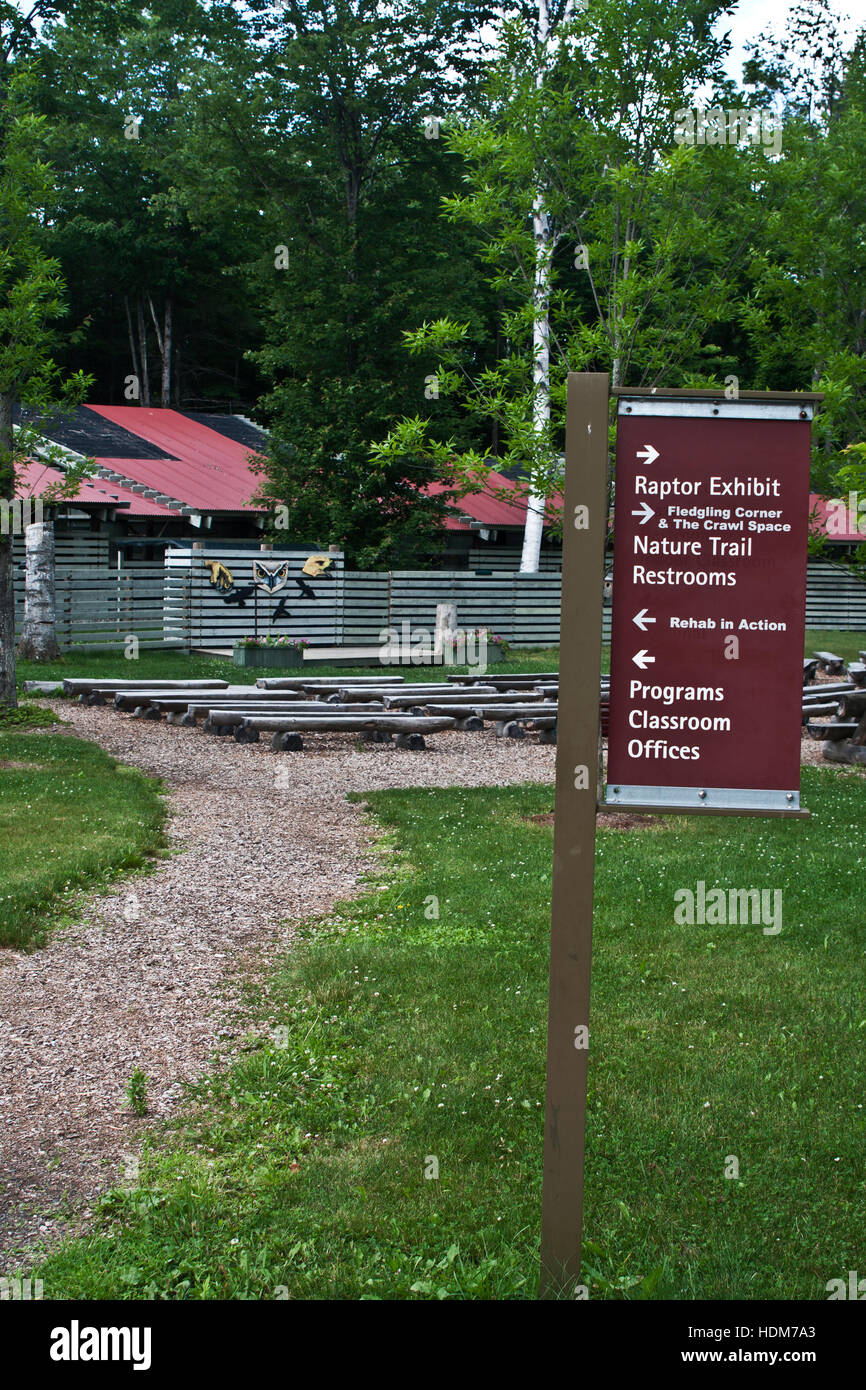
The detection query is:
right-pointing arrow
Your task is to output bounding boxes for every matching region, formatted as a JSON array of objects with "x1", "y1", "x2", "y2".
[
  {"x1": 632, "y1": 649, "x2": 655, "y2": 670},
  {"x1": 632, "y1": 609, "x2": 656, "y2": 632},
  {"x1": 636, "y1": 444, "x2": 659, "y2": 466},
  {"x1": 631, "y1": 501, "x2": 654, "y2": 525}
]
